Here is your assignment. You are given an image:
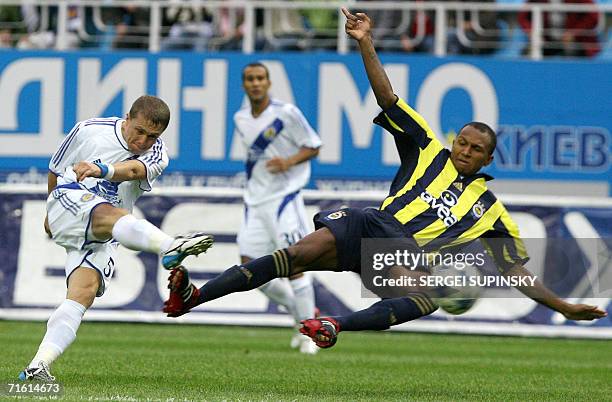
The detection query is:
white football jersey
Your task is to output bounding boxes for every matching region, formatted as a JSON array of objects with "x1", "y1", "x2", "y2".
[
  {"x1": 49, "y1": 117, "x2": 169, "y2": 212},
  {"x1": 233, "y1": 99, "x2": 321, "y2": 206}
]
